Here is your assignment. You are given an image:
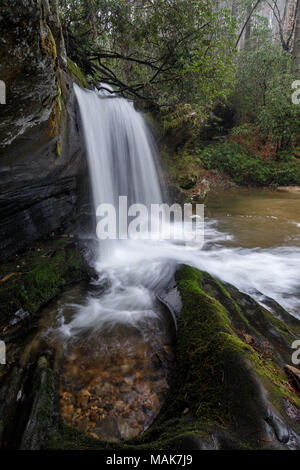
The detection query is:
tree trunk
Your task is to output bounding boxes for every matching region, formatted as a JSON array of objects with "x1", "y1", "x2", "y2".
[
  {"x1": 293, "y1": 0, "x2": 300, "y2": 75},
  {"x1": 231, "y1": 0, "x2": 238, "y2": 18},
  {"x1": 236, "y1": 0, "x2": 262, "y2": 48}
]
